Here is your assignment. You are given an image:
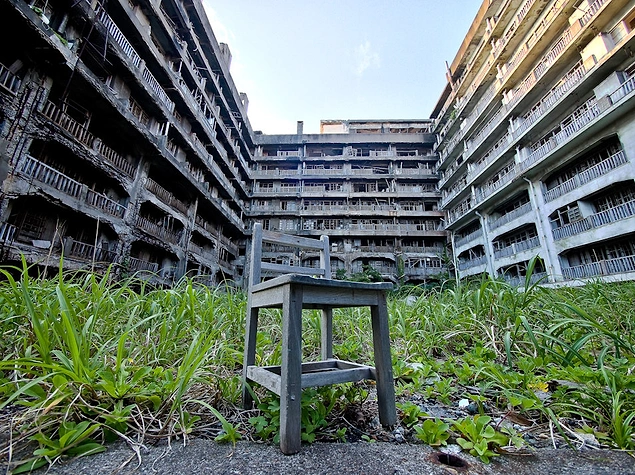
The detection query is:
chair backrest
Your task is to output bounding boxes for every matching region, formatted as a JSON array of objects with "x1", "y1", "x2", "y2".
[{"x1": 248, "y1": 222, "x2": 331, "y2": 289}]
